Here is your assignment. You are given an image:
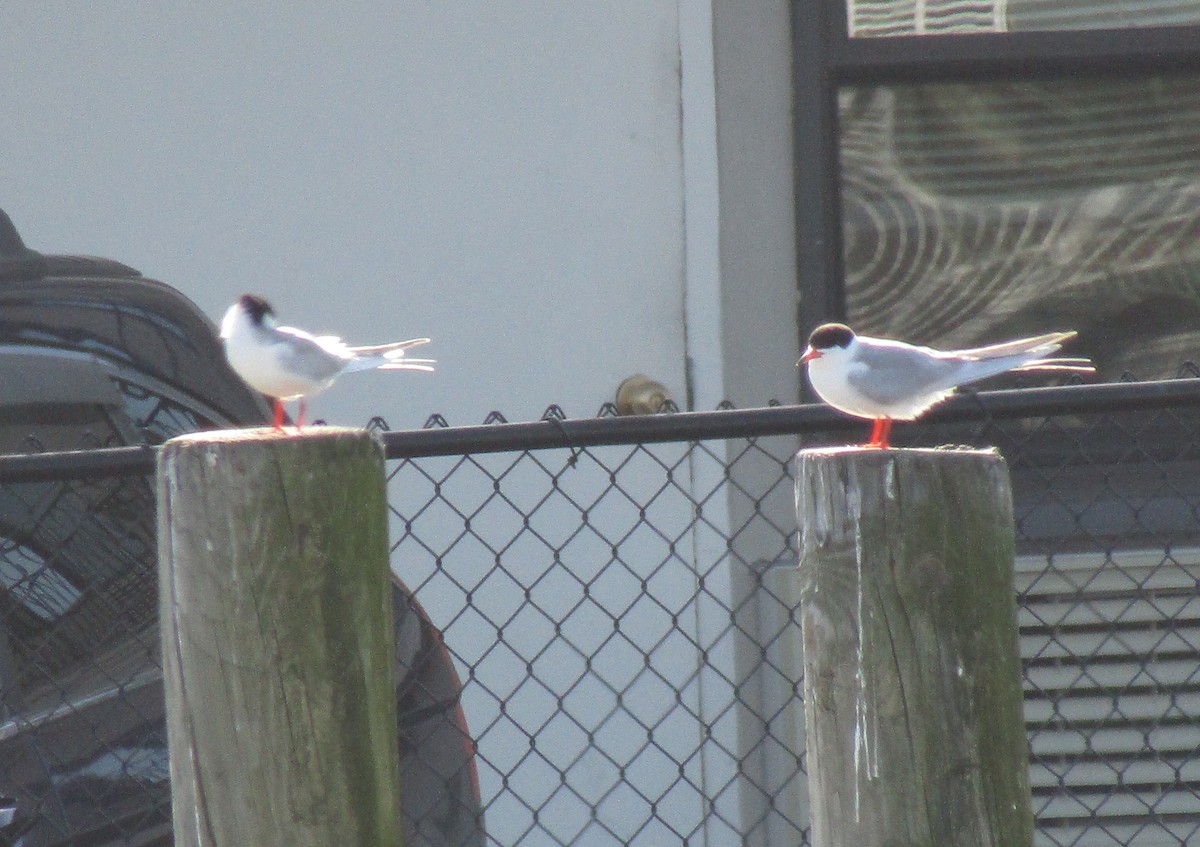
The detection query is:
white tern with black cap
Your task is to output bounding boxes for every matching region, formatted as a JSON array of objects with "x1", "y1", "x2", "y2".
[
  {"x1": 798, "y1": 323, "x2": 1094, "y2": 449},
  {"x1": 220, "y1": 294, "x2": 435, "y2": 431}
]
